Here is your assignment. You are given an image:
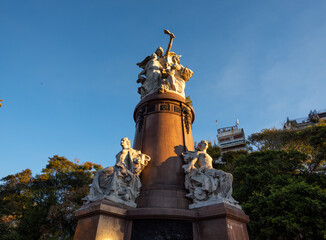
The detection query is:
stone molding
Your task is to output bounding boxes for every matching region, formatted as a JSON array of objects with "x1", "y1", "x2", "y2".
[
  {"x1": 76, "y1": 200, "x2": 249, "y2": 223},
  {"x1": 133, "y1": 92, "x2": 195, "y2": 124}
]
